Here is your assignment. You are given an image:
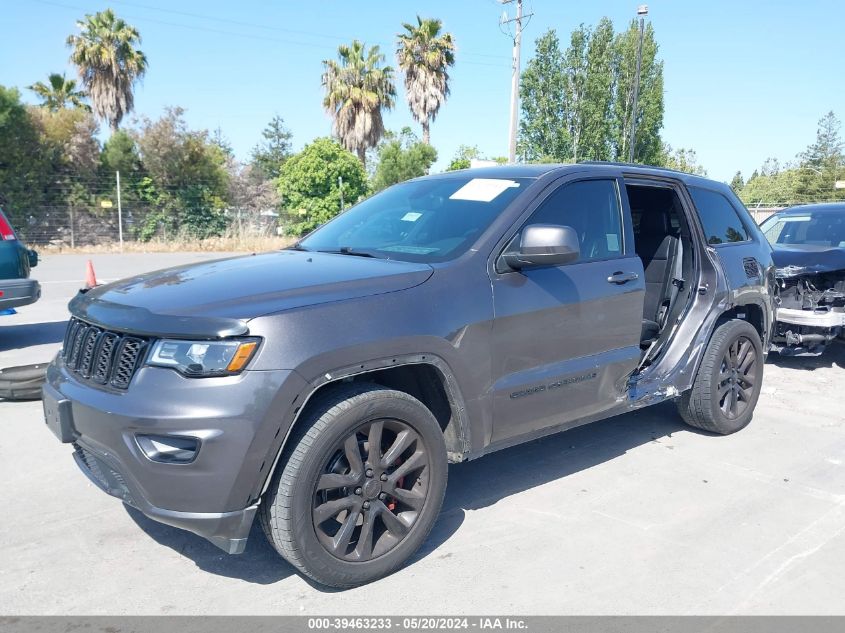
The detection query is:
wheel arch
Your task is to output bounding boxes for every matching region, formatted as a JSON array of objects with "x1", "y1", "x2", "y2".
[
  {"x1": 682, "y1": 302, "x2": 768, "y2": 393},
  {"x1": 257, "y1": 353, "x2": 471, "y2": 500},
  {"x1": 717, "y1": 300, "x2": 770, "y2": 350}
]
